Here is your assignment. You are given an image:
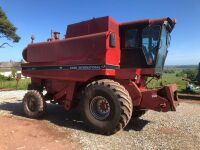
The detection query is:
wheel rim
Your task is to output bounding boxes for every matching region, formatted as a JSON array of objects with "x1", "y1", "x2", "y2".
[
  {"x1": 89, "y1": 96, "x2": 111, "y2": 120},
  {"x1": 27, "y1": 97, "x2": 37, "y2": 112}
]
